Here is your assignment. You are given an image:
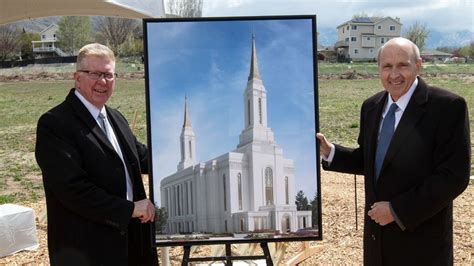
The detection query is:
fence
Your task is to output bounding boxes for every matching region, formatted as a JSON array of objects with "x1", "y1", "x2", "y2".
[{"x1": 0, "y1": 56, "x2": 77, "y2": 69}]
